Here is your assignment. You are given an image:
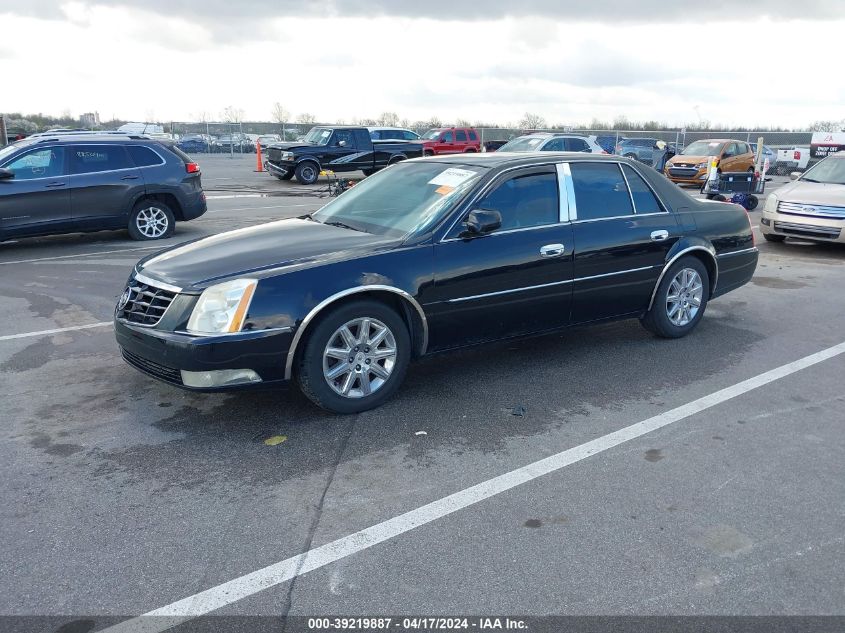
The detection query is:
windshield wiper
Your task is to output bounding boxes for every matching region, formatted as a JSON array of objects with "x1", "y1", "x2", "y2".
[
  {"x1": 322, "y1": 220, "x2": 366, "y2": 233},
  {"x1": 801, "y1": 177, "x2": 819, "y2": 183}
]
